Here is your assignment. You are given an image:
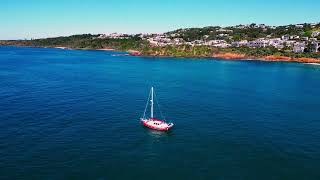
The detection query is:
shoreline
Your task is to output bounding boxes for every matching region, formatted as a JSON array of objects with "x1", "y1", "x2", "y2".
[
  {"x1": 52, "y1": 46, "x2": 116, "y2": 51},
  {"x1": 129, "y1": 51, "x2": 320, "y2": 64},
  {"x1": 2, "y1": 45, "x2": 320, "y2": 64}
]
